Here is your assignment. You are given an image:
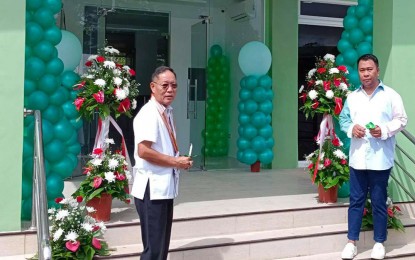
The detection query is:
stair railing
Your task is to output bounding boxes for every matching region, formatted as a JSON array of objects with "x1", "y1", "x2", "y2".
[
  {"x1": 24, "y1": 109, "x2": 51, "y2": 260},
  {"x1": 392, "y1": 129, "x2": 415, "y2": 201}
]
